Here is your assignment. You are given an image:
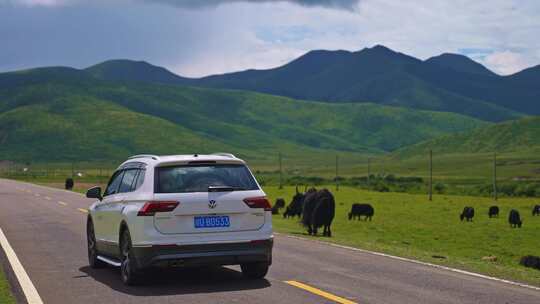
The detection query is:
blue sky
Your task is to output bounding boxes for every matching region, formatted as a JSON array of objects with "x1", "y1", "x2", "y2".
[{"x1": 1, "y1": 0, "x2": 539, "y2": 76}]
